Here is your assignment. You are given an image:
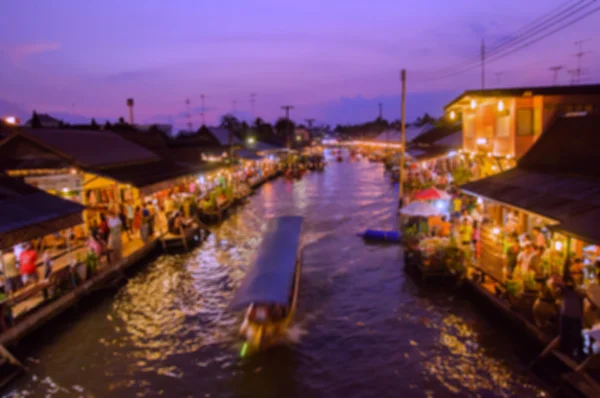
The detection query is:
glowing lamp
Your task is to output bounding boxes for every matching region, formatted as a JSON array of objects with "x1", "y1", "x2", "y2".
[
  {"x1": 476, "y1": 197, "x2": 483, "y2": 205},
  {"x1": 497, "y1": 100, "x2": 504, "y2": 112},
  {"x1": 491, "y1": 165, "x2": 498, "y2": 171},
  {"x1": 296, "y1": 136, "x2": 302, "y2": 142},
  {"x1": 447, "y1": 151, "x2": 457, "y2": 158},
  {"x1": 247, "y1": 137, "x2": 256, "y2": 145},
  {"x1": 470, "y1": 99, "x2": 477, "y2": 109},
  {"x1": 3, "y1": 116, "x2": 17, "y2": 125},
  {"x1": 435, "y1": 201, "x2": 445, "y2": 210},
  {"x1": 554, "y1": 241, "x2": 563, "y2": 251},
  {"x1": 476, "y1": 138, "x2": 487, "y2": 145},
  {"x1": 492, "y1": 227, "x2": 500, "y2": 235},
  {"x1": 449, "y1": 111, "x2": 456, "y2": 120},
  {"x1": 62, "y1": 187, "x2": 69, "y2": 193},
  {"x1": 69, "y1": 168, "x2": 77, "y2": 175}
]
